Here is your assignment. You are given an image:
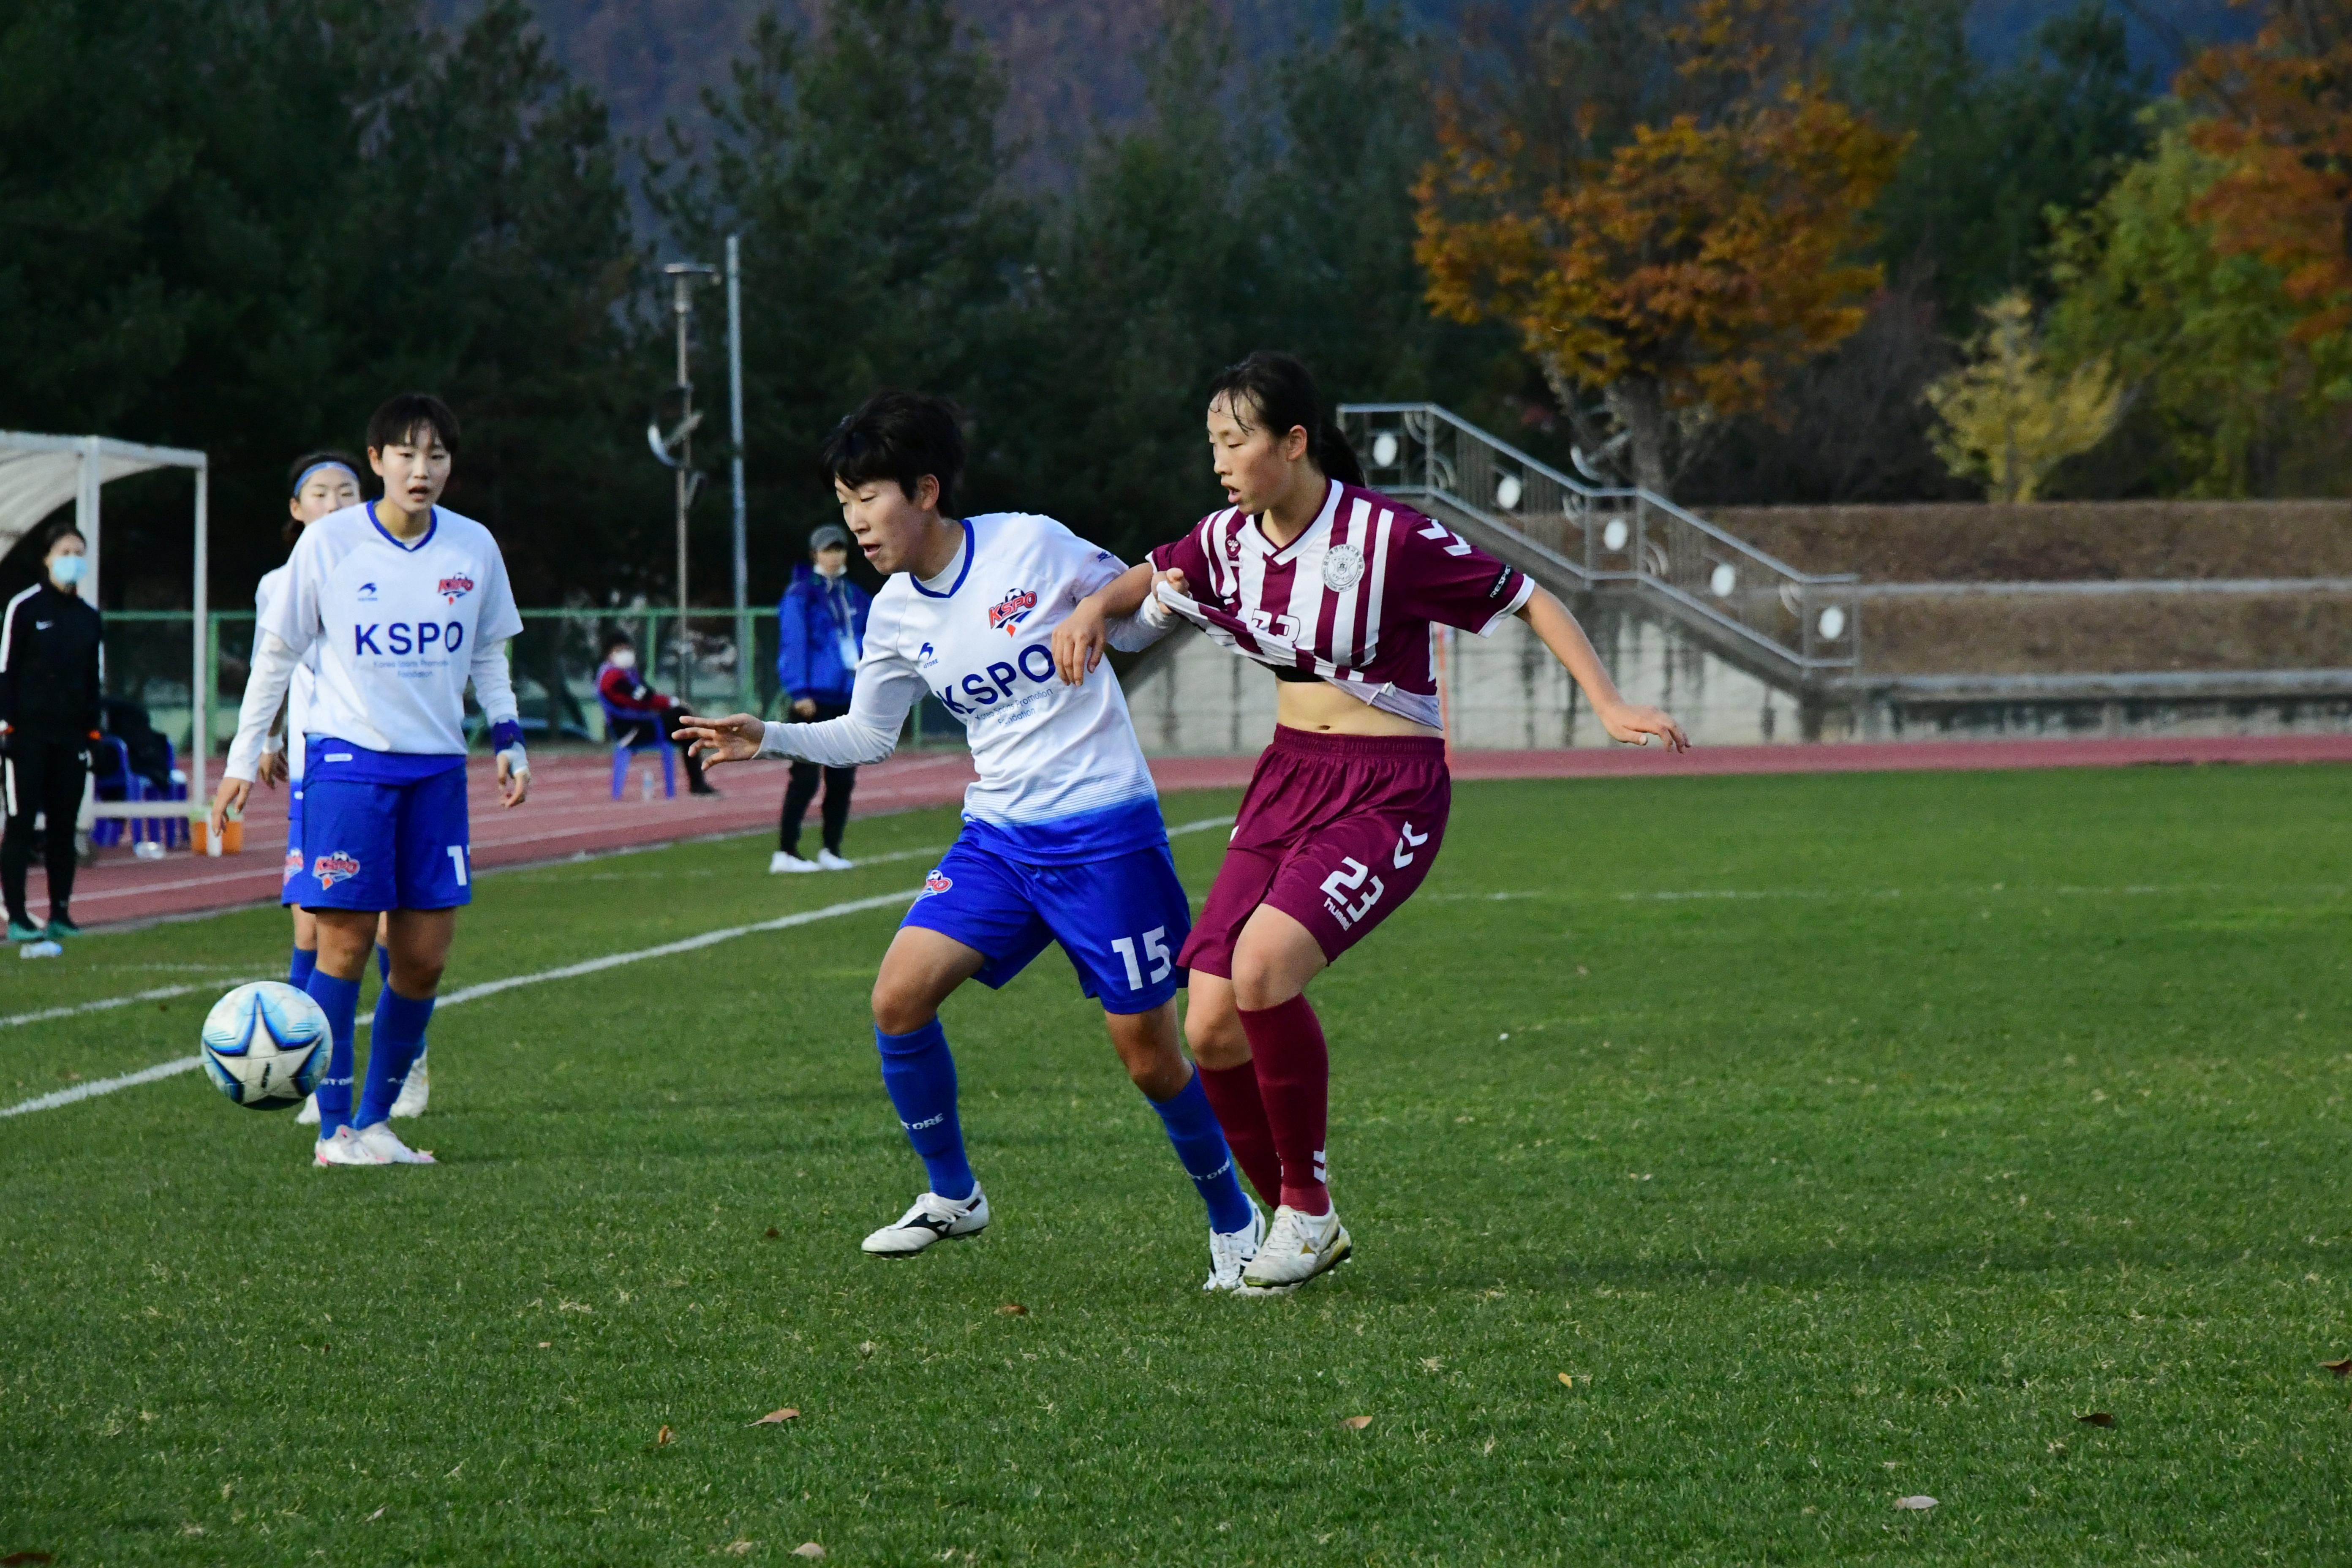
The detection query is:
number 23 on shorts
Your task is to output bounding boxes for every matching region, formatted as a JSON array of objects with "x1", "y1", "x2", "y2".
[{"x1": 1110, "y1": 926, "x2": 1173, "y2": 992}]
